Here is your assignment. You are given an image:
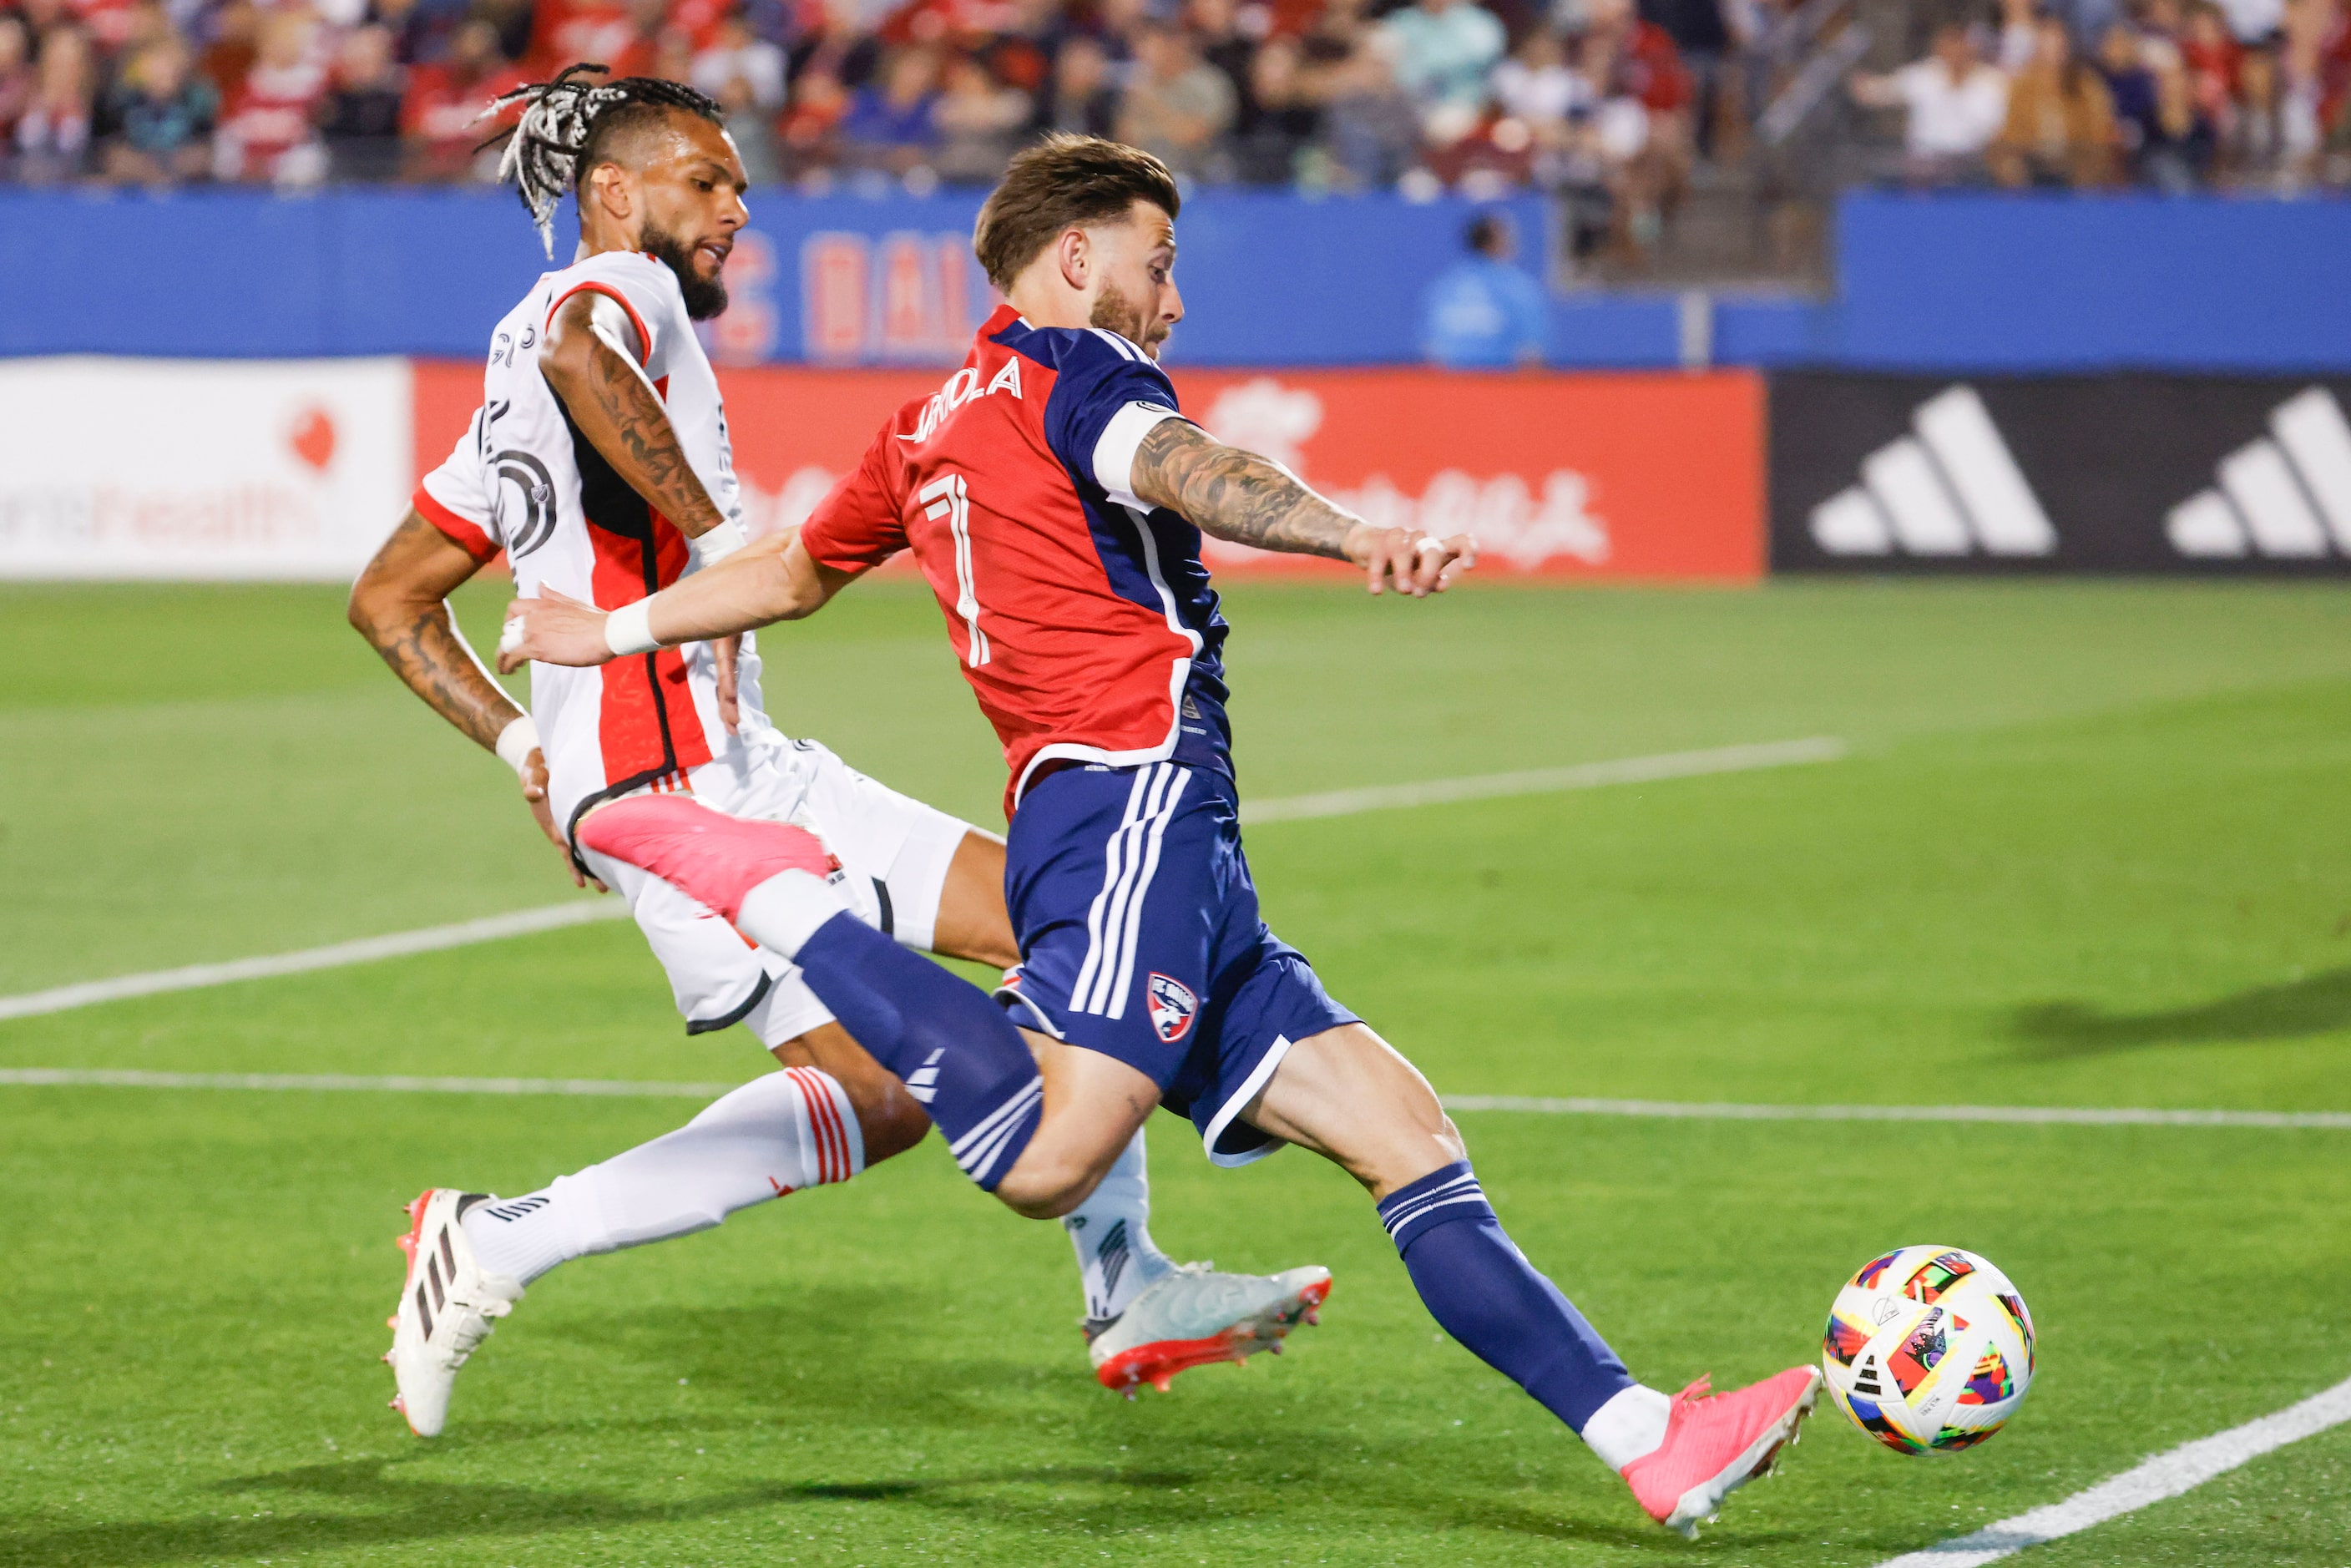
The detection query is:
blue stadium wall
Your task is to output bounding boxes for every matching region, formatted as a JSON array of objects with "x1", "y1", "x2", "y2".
[{"x1": 3, "y1": 186, "x2": 2348, "y2": 370}]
